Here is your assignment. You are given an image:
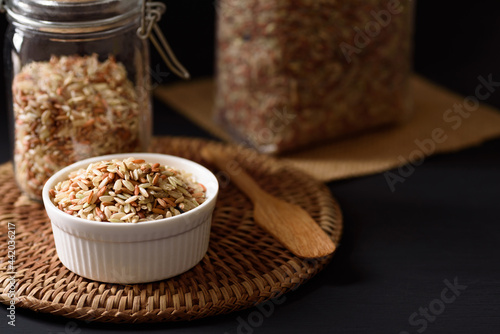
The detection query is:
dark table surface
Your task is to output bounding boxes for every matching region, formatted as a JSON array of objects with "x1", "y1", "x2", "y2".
[{"x1": 2, "y1": 1, "x2": 500, "y2": 334}]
